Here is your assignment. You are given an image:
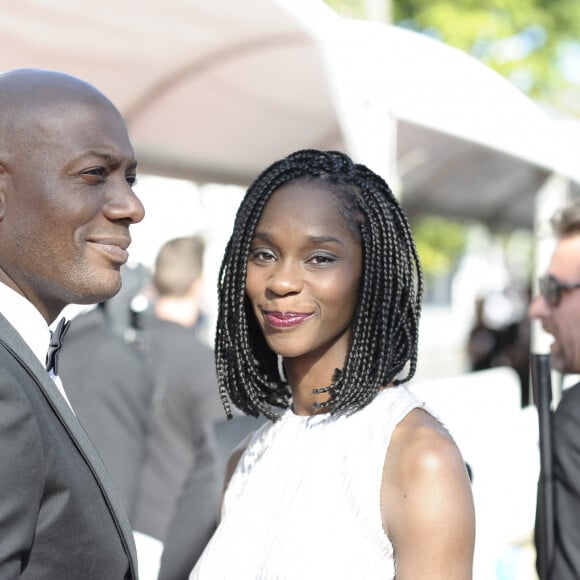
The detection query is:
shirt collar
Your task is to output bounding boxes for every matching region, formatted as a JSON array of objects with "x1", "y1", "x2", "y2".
[{"x1": 0, "y1": 281, "x2": 52, "y2": 367}]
